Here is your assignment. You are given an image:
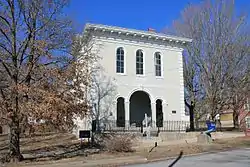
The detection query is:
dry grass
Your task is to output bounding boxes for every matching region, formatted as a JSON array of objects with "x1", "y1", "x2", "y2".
[{"x1": 0, "y1": 133, "x2": 95, "y2": 163}]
